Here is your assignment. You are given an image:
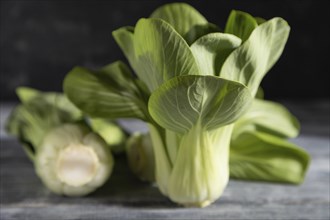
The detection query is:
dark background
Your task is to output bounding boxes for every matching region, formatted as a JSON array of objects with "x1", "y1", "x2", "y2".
[{"x1": 1, "y1": 0, "x2": 329, "y2": 101}]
